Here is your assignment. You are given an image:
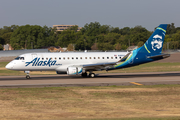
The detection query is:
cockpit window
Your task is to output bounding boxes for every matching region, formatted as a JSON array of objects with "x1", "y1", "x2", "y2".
[
  {"x1": 20, "y1": 57, "x2": 24, "y2": 60},
  {"x1": 15, "y1": 57, "x2": 24, "y2": 60},
  {"x1": 15, "y1": 57, "x2": 20, "y2": 60}
]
